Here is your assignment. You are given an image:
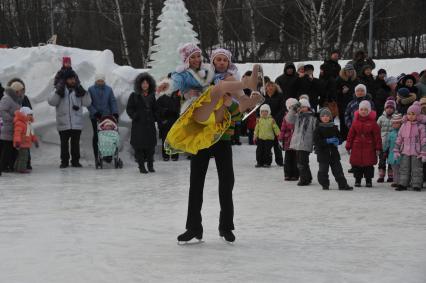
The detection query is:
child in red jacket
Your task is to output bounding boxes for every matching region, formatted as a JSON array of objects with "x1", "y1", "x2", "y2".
[
  {"x1": 13, "y1": 107, "x2": 39, "y2": 173},
  {"x1": 346, "y1": 101, "x2": 382, "y2": 187}
]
